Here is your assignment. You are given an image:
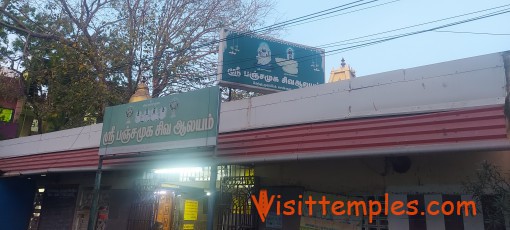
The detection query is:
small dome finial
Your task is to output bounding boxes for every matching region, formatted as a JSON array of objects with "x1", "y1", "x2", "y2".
[
  {"x1": 341, "y1": 58, "x2": 346, "y2": 68},
  {"x1": 129, "y1": 78, "x2": 151, "y2": 103}
]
